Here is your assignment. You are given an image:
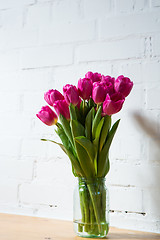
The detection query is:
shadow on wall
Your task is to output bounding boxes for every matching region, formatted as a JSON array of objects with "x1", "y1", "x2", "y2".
[{"x1": 133, "y1": 112, "x2": 160, "y2": 217}]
